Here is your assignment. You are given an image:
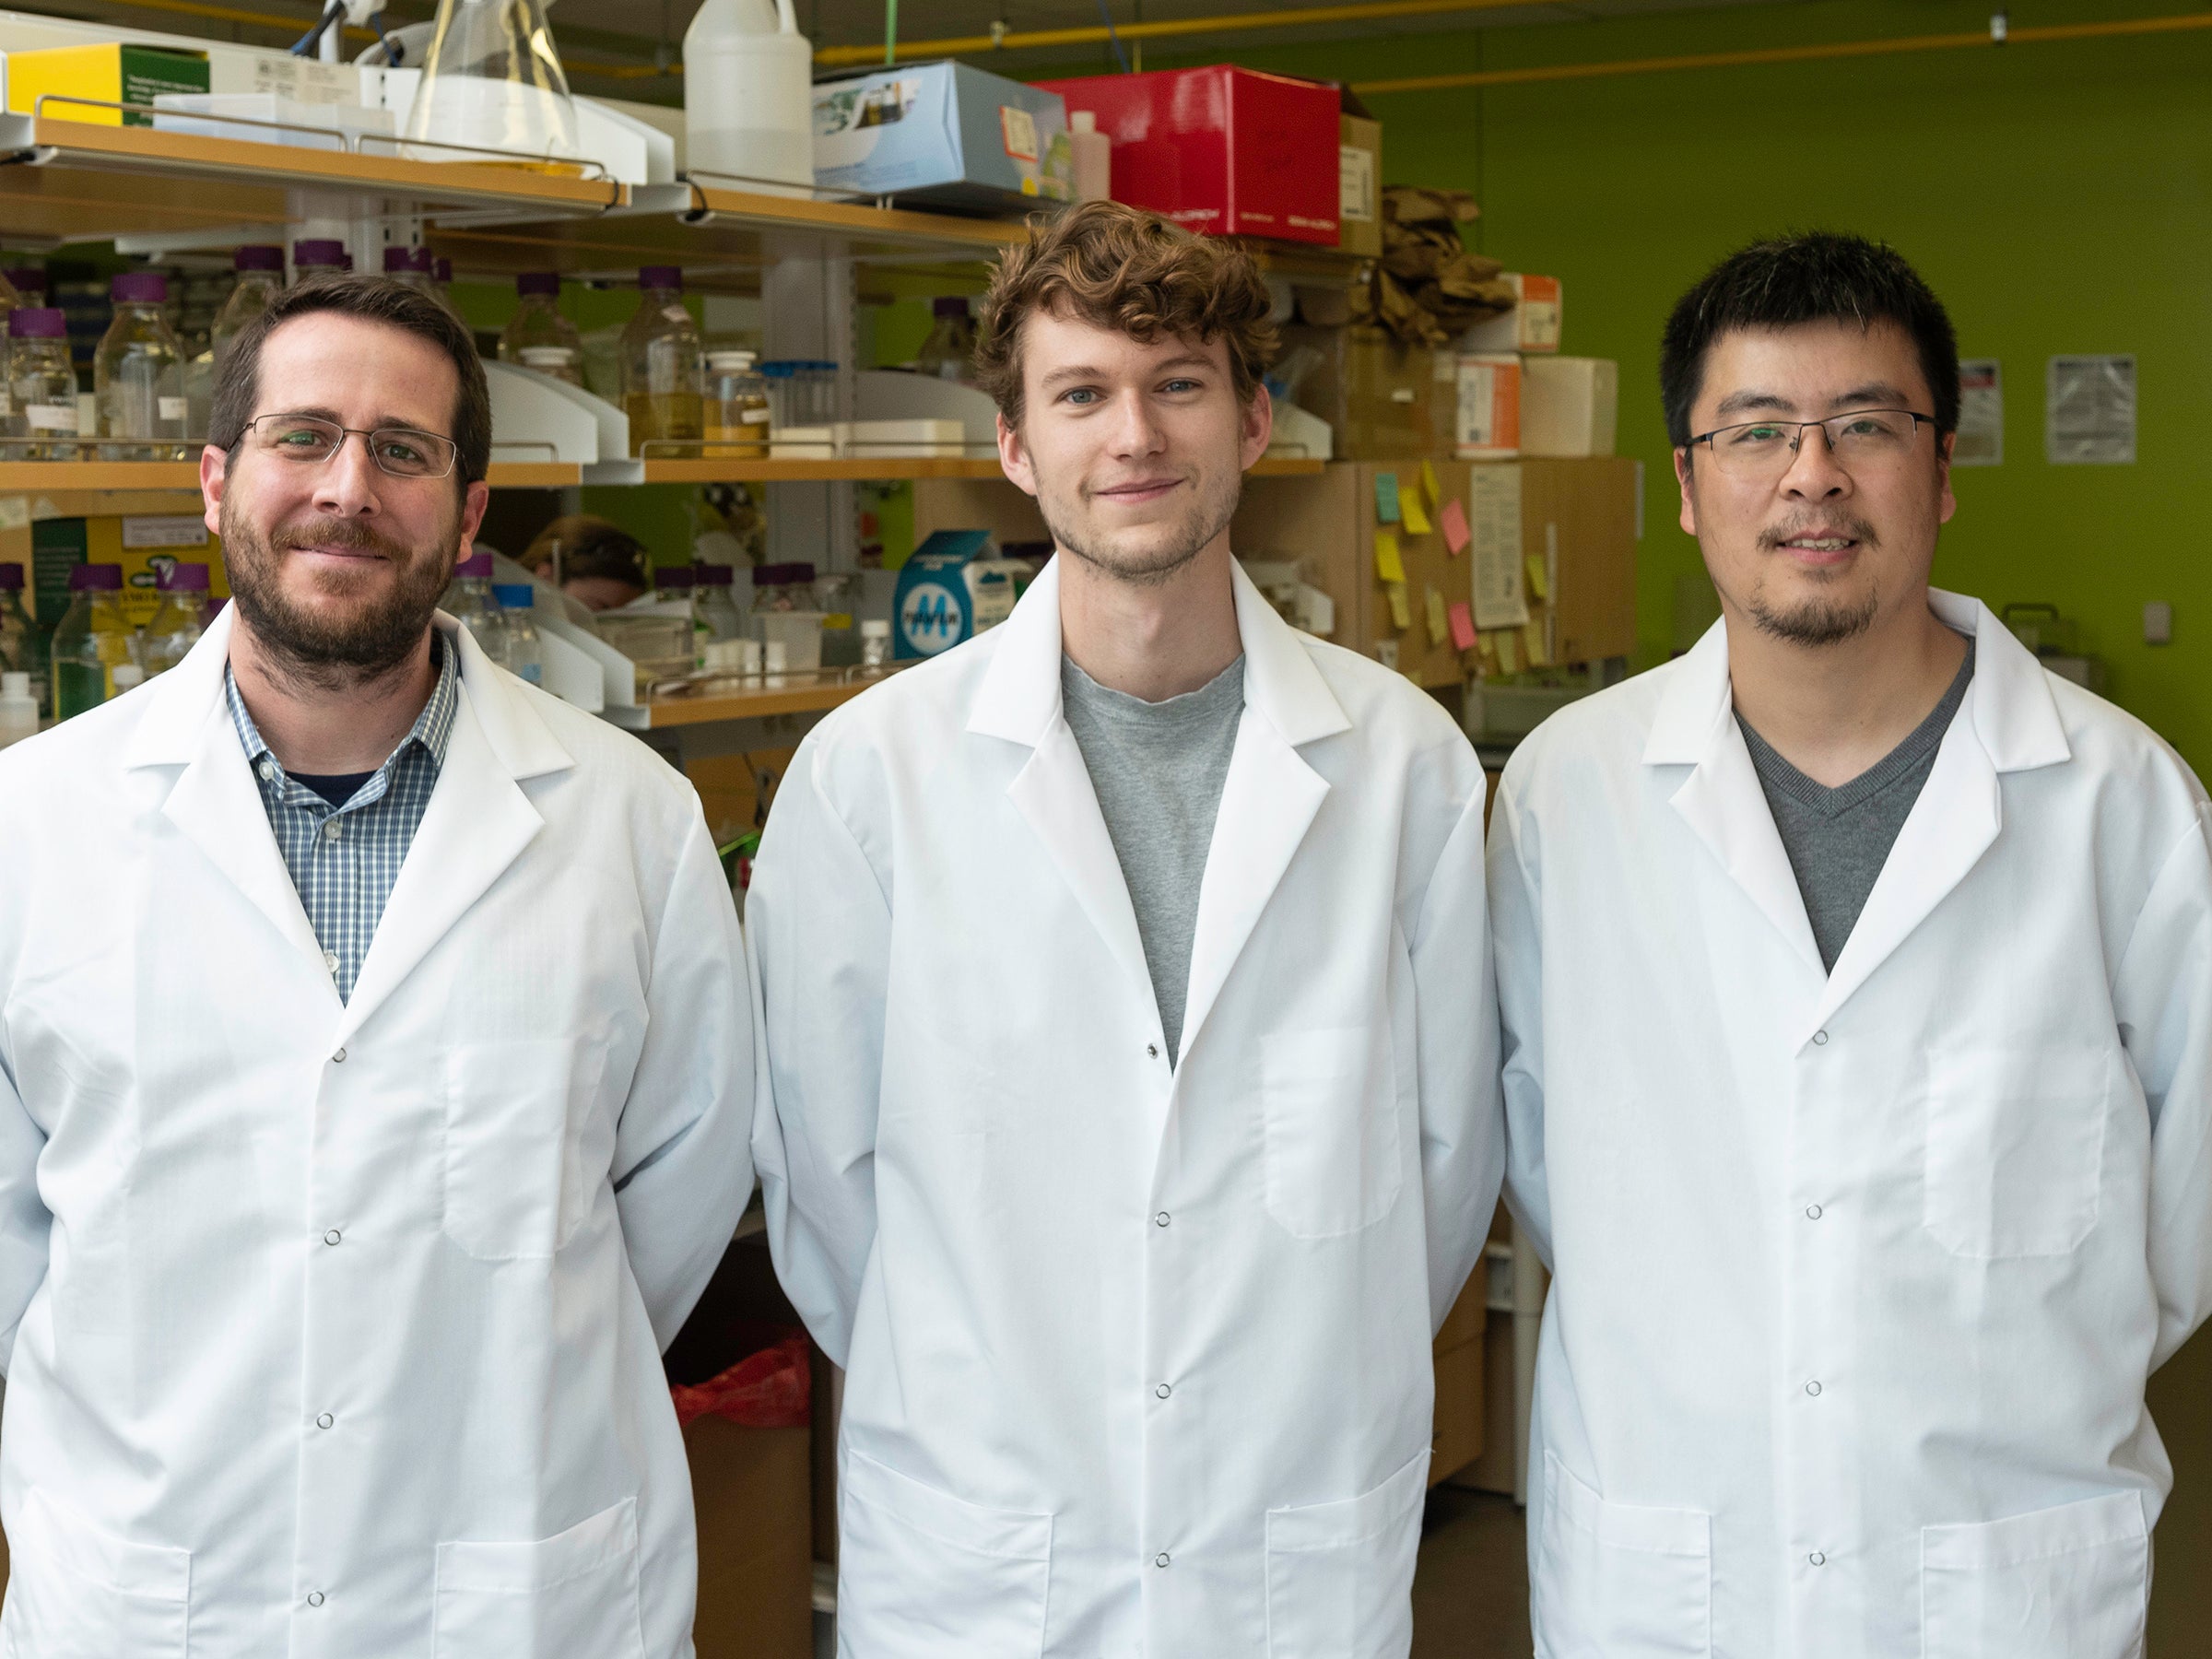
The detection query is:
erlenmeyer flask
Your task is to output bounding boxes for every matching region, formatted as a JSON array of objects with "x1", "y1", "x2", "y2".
[{"x1": 404, "y1": 0, "x2": 580, "y2": 168}]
